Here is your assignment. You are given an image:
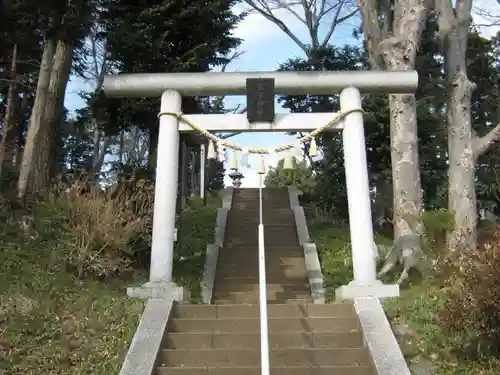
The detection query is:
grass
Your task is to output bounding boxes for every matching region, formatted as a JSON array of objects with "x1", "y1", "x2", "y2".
[
  {"x1": 173, "y1": 196, "x2": 219, "y2": 300},
  {"x1": 0, "y1": 194, "x2": 218, "y2": 375},
  {"x1": 4, "y1": 187, "x2": 500, "y2": 374},
  {"x1": 308, "y1": 218, "x2": 500, "y2": 375}
]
